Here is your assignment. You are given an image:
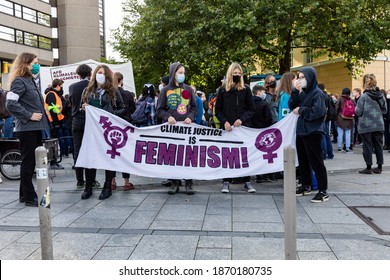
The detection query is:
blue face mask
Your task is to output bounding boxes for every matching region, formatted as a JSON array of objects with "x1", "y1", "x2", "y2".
[
  {"x1": 175, "y1": 73, "x2": 185, "y2": 83},
  {"x1": 31, "y1": 64, "x2": 40, "y2": 75}
]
